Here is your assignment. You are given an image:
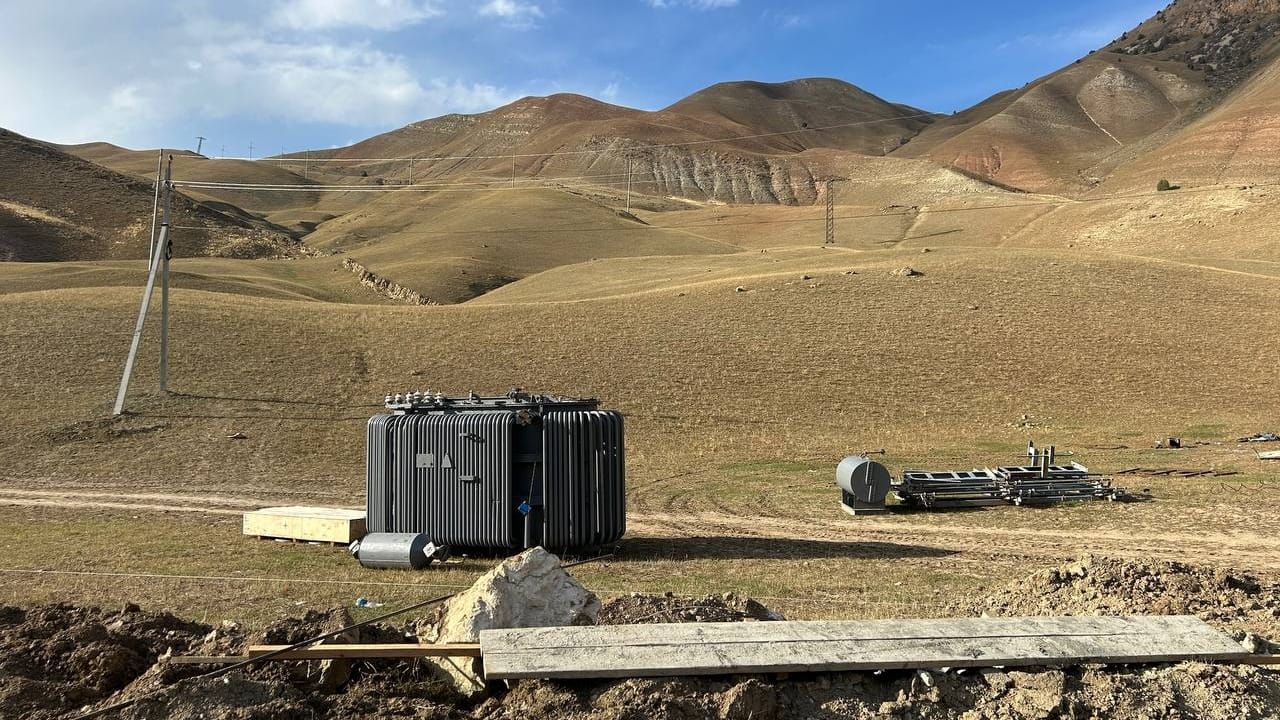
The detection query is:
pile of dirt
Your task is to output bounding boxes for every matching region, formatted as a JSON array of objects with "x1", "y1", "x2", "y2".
[
  {"x1": 970, "y1": 555, "x2": 1280, "y2": 640},
  {"x1": 598, "y1": 592, "x2": 785, "y2": 625},
  {"x1": 87, "y1": 656, "x2": 1280, "y2": 720},
  {"x1": 0, "y1": 603, "x2": 212, "y2": 719},
  {"x1": 492, "y1": 663, "x2": 1280, "y2": 720},
  {"x1": 9, "y1": 557, "x2": 1280, "y2": 719}
]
